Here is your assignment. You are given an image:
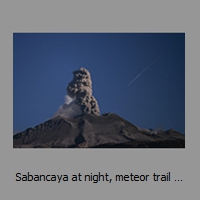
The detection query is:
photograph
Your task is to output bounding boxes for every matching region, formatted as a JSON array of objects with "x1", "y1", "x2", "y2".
[
  {"x1": 13, "y1": 33, "x2": 185, "y2": 148},
  {"x1": 2, "y1": 1, "x2": 199, "y2": 199}
]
